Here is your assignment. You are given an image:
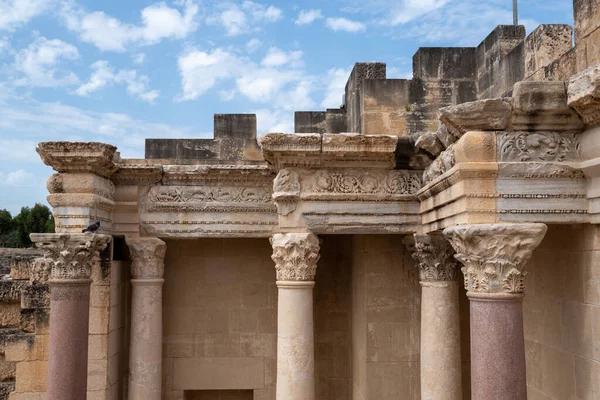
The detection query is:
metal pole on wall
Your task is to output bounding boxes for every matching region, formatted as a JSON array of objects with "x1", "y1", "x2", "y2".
[{"x1": 513, "y1": 0, "x2": 518, "y2": 25}]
